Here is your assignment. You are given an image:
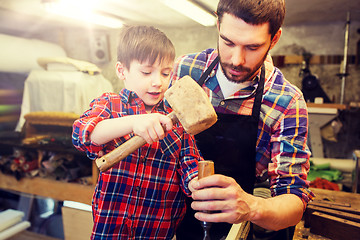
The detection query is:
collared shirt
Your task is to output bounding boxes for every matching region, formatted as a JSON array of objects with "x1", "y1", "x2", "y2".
[
  {"x1": 170, "y1": 48, "x2": 315, "y2": 207},
  {"x1": 72, "y1": 89, "x2": 200, "y2": 239}
]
